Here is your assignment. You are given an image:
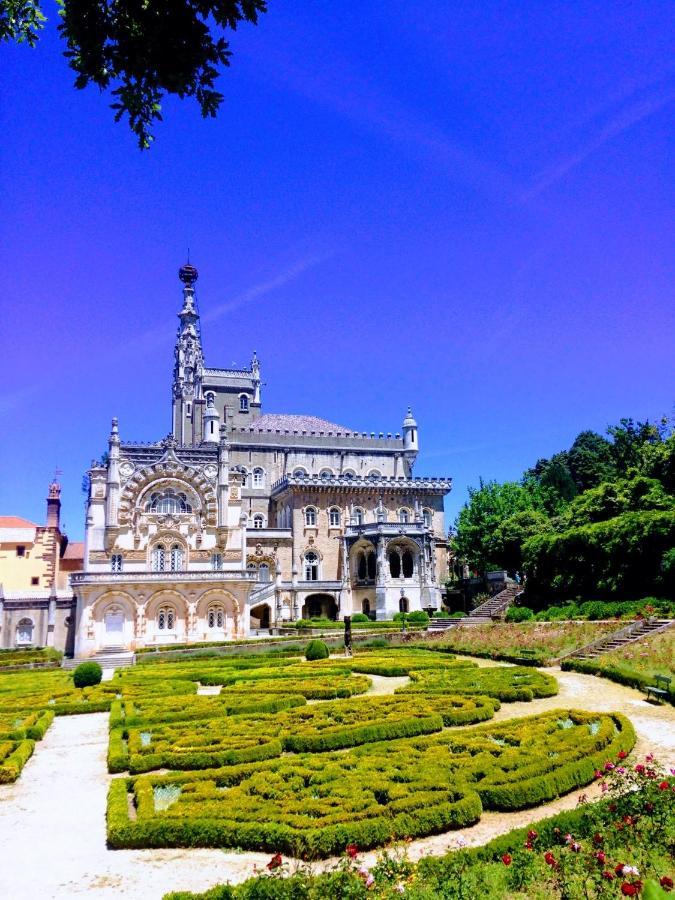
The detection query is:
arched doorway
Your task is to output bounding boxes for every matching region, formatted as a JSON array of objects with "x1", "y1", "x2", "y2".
[
  {"x1": 250, "y1": 603, "x2": 271, "y2": 629},
  {"x1": 302, "y1": 593, "x2": 338, "y2": 620}
]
